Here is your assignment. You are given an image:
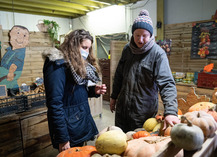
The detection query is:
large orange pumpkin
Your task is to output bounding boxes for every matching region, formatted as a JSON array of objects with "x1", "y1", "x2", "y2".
[
  {"x1": 182, "y1": 111, "x2": 217, "y2": 138},
  {"x1": 188, "y1": 102, "x2": 216, "y2": 112},
  {"x1": 57, "y1": 145, "x2": 97, "y2": 157}
]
